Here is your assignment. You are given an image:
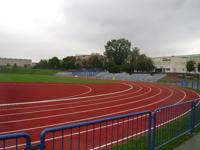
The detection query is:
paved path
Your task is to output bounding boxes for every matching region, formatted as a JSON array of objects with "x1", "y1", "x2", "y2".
[{"x1": 175, "y1": 133, "x2": 200, "y2": 150}]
